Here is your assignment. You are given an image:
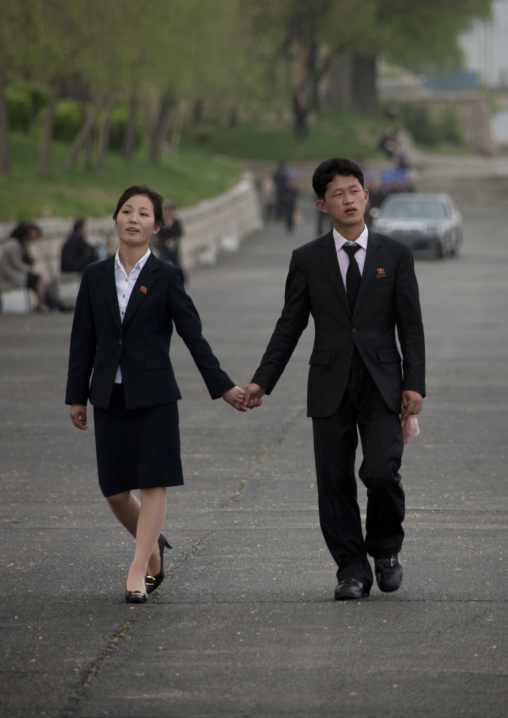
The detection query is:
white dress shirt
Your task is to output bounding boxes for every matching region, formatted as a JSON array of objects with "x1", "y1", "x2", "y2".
[
  {"x1": 333, "y1": 226, "x2": 369, "y2": 289},
  {"x1": 114, "y1": 248, "x2": 151, "y2": 383}
]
